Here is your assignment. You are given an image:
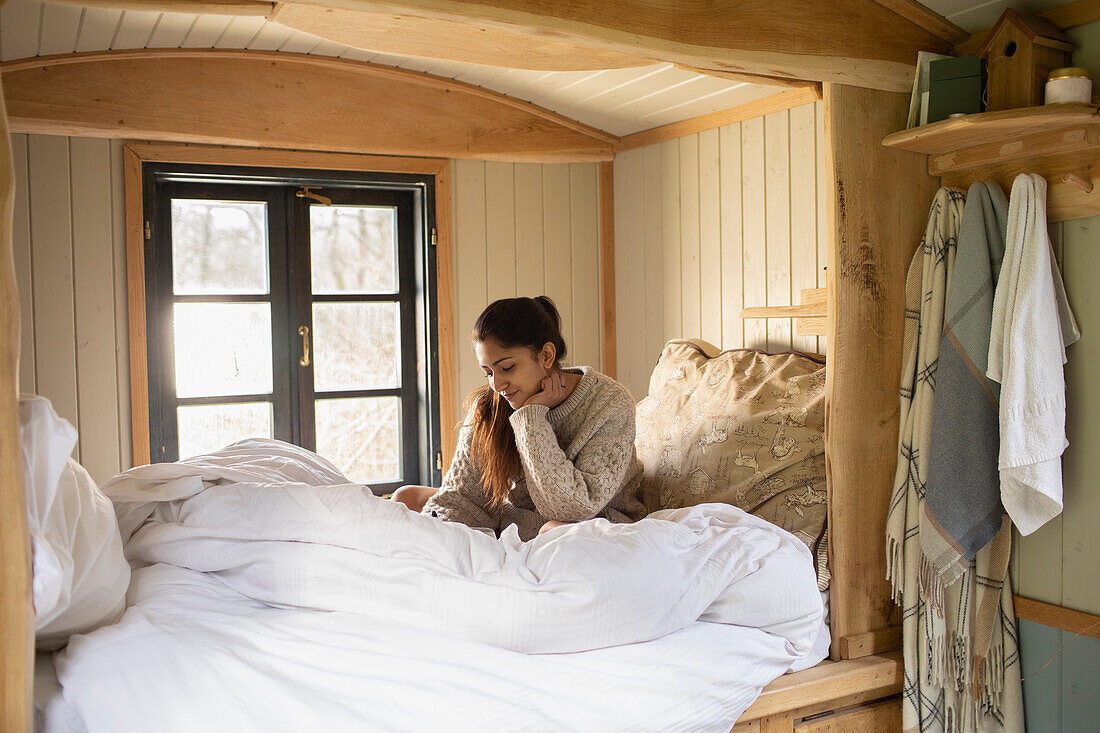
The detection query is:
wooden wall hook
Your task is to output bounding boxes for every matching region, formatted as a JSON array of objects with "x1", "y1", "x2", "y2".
[{"x1": 1062, "y1": 172, "x2": 1094, "y2": 194}]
